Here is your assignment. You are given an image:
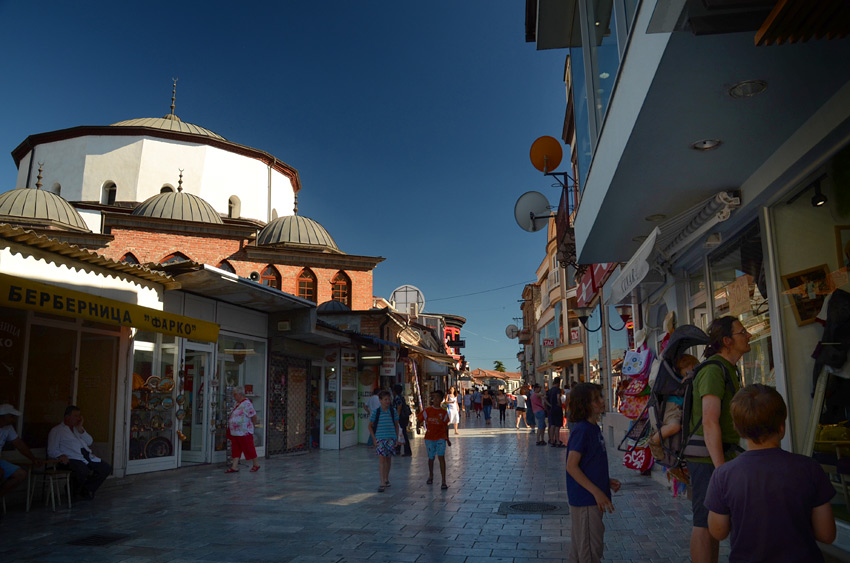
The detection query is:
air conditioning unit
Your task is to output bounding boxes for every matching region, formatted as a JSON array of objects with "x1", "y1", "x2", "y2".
[{"x1": 409, "y1": 303, "x2": 419, "y2": 318}]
